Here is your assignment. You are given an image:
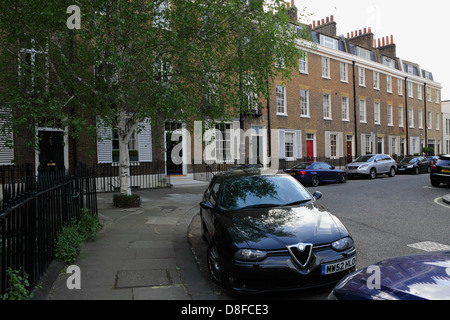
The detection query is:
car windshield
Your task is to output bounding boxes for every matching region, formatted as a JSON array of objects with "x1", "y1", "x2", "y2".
[
  {"x1": 219, "y1": 175, "x2": 312, "y2": 210},
  {"x1": 400, "y1": 157, "x2": 416, "y2": 164},
  {"x1": 354, "y1": 155, "x2": 375, "y2": 162},
  {"x1": 291, "y1": 163, "x2": 312, "y2": 169}
]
